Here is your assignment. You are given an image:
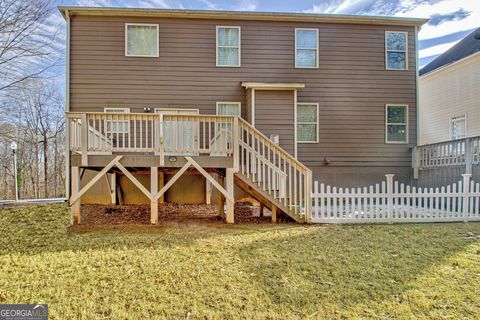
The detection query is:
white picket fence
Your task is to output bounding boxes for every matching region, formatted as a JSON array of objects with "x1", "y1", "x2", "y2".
[{"x1": 311, "y1": 174, "x2": 480, "y2": 223}]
